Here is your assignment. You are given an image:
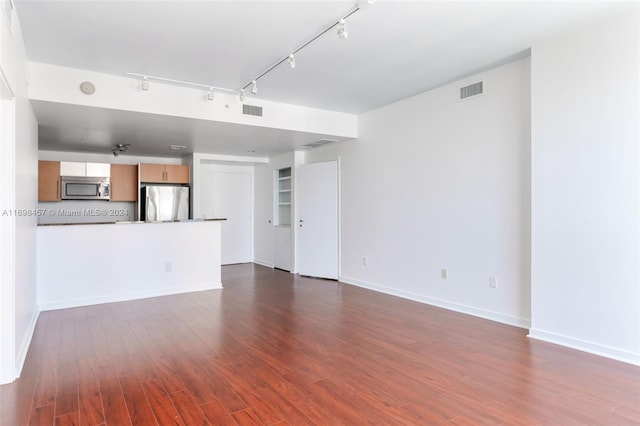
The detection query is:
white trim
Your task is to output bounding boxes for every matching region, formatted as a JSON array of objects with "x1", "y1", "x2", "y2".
[
  {"x1": 0, "y1": 70, "x2": 16, "y2": 385},
  {"x1": 253, "y1": 259, "x2": 274, "y2": 268},
  {"x1": 339, "y1": 275, "x2": 531, "y2": 329},
  {"x1": 14, "y1": 309, "x2": 39, "y2": 379},
  {"x1": 39, "y1": 282, "x2": 222, "y2": 312},
  {"x1": 199, "y1": 153, "x2": 269, "y2": 164},
  {"x1": 528, "y1": 328, "x2": 640, "y2": 366},
  {"x1": 336, "y1": 156, "x2": 341, "y2": 279},
  {"x1": 1, "y1": 0, "x2": 14, "y2": 37}
]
